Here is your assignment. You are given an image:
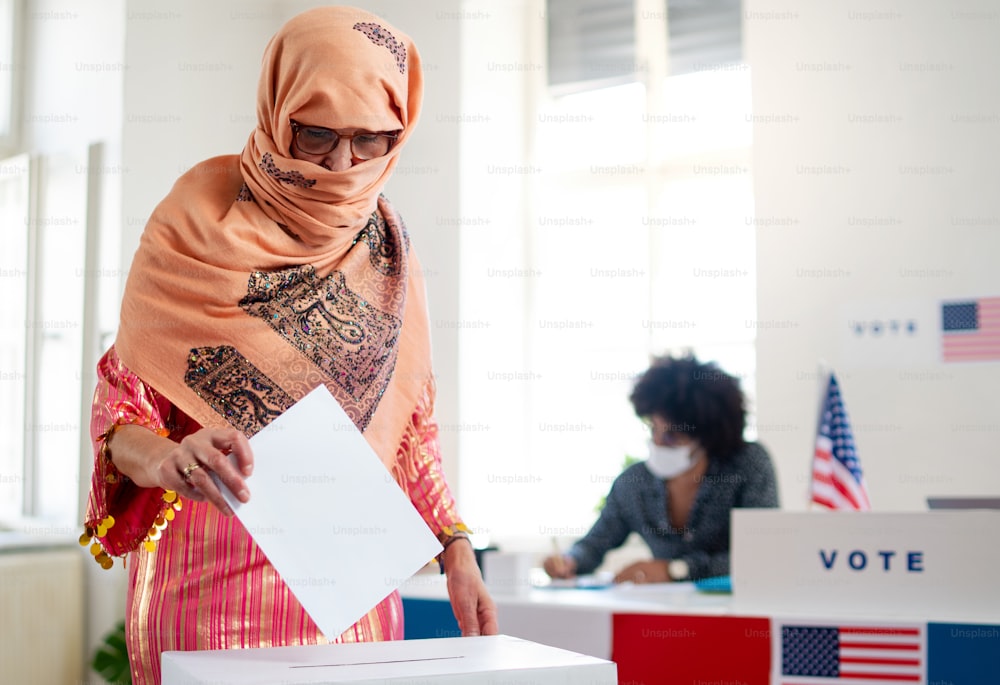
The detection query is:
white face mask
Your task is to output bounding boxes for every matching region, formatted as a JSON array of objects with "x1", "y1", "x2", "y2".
[{"x1": 645, "y1": 439, "x2": 699, "y2": 480}]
